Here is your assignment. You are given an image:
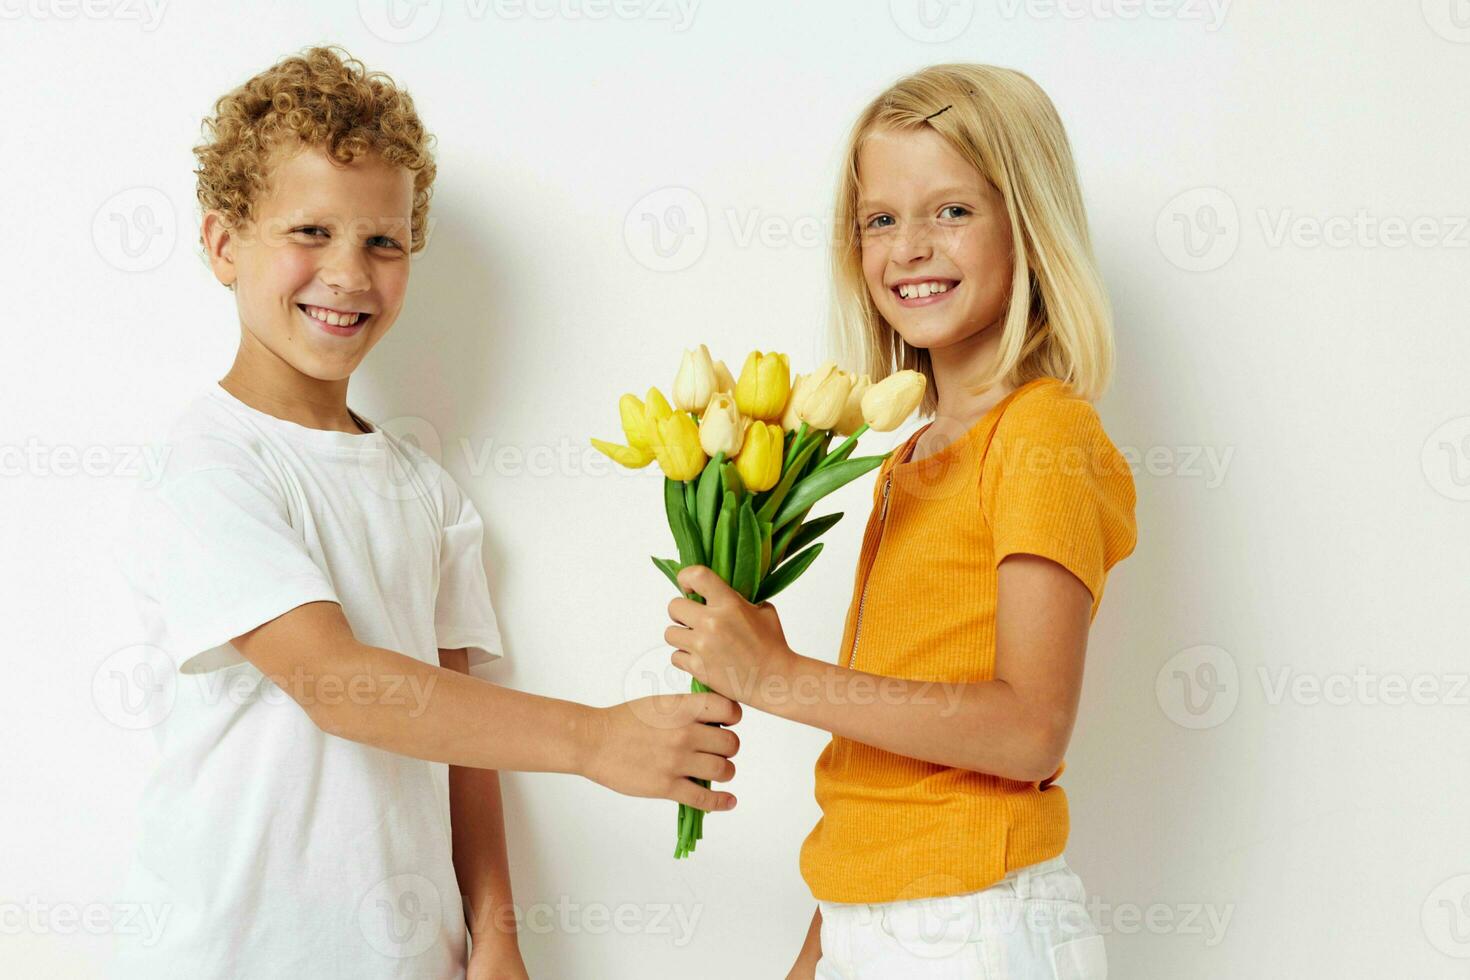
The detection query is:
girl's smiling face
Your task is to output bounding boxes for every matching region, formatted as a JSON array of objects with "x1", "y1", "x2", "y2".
[
  {"x1": 857, "y1": 126, "x2": 1015, "y2": 354},
  {"x1": 210, "y1": 143, "x2": 415, "y2": 382}
]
